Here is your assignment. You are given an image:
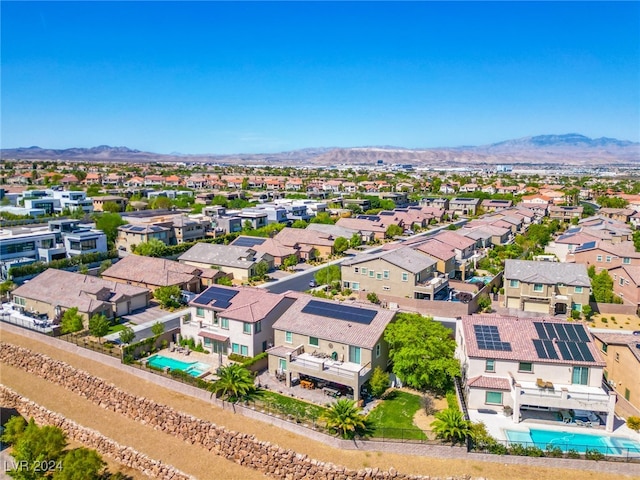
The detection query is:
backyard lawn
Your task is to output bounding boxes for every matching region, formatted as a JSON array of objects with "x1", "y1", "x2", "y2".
[
  {"x1": 256, "y1": 390, "x2": 326, "y2": 424},
  {"x1": 106, "y1": 322, "x2": 128, "y2": 335},
  {"x1": 367, "y1": 390, "x2": 429, "y2": 441}
]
